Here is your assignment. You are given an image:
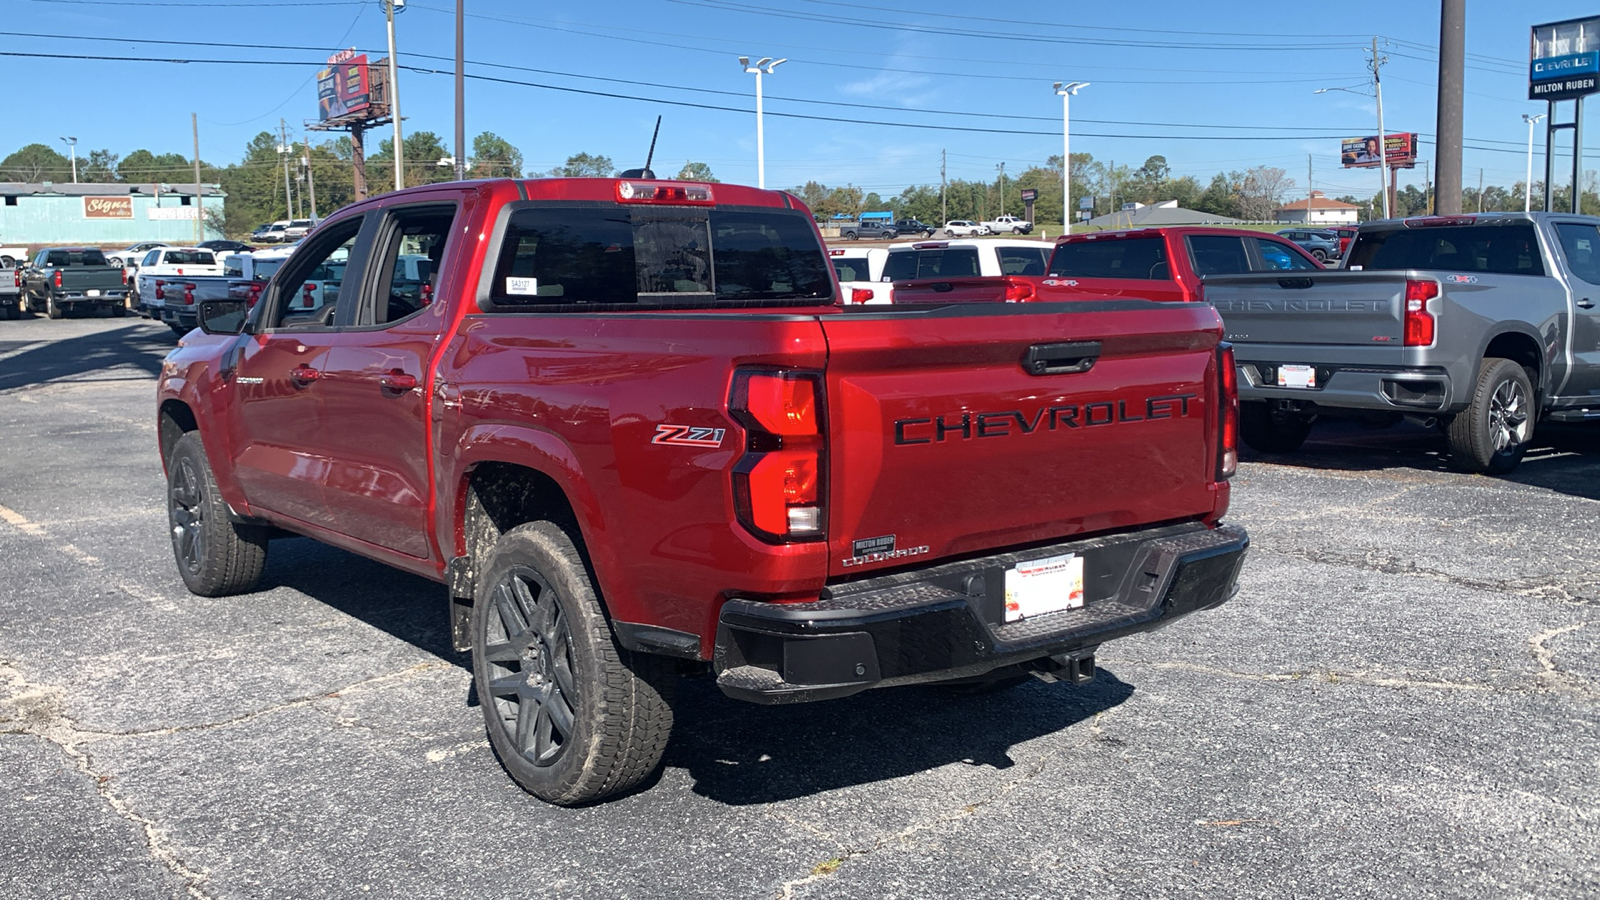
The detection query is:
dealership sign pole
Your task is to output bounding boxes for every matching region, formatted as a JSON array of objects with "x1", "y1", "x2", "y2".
[{"x1": 1531, "y1": 16, "x2": 1598, "y2": 213}]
